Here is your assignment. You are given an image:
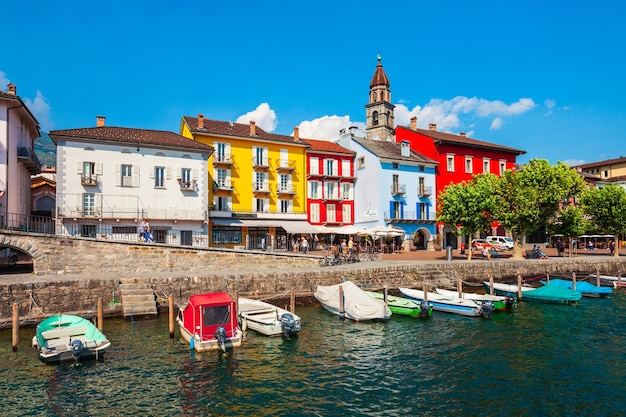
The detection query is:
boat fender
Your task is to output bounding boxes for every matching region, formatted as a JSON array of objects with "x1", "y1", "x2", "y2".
[
  {"x1": 71, "y1": 339, "x2": 83, "y2": 356},
  {"x1": 190, "y1": 335, "x2": 195, "y2": 350},
  {"x1": 242, "y1": 317, "x2": 248, "y2": 332}
]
